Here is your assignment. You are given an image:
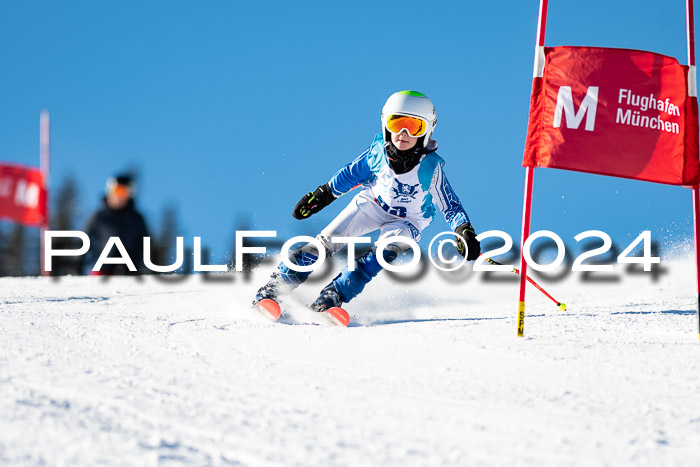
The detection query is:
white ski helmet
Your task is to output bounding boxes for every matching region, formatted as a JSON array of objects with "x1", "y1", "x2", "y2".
[{"x1": 381, "y1": 90, "x2": 437, "y2": 148}]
